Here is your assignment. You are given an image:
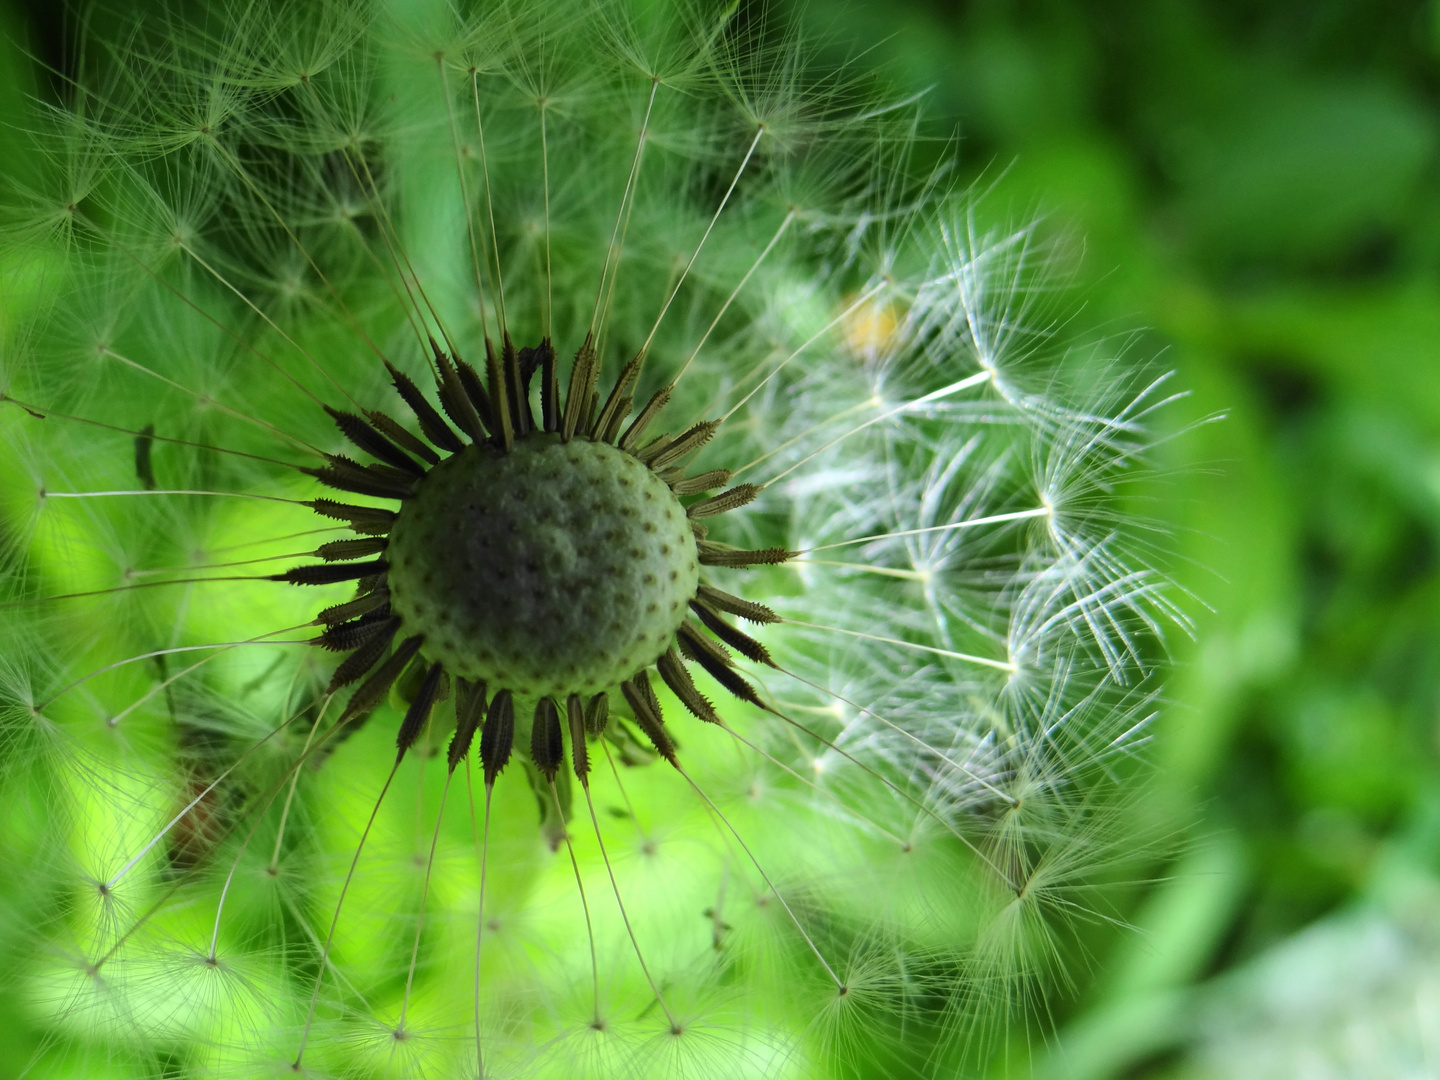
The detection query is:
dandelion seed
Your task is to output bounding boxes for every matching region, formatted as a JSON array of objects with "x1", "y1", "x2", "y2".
[{"x1": 1, "y1": 1, "x2": 1180, "y2": 1076}]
